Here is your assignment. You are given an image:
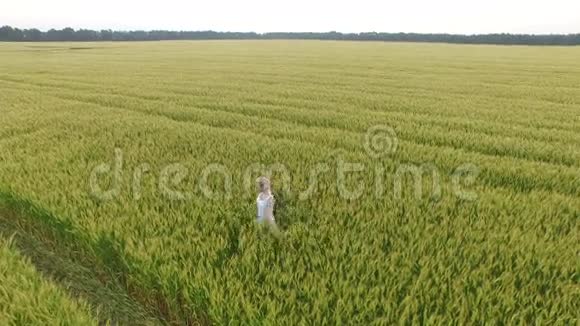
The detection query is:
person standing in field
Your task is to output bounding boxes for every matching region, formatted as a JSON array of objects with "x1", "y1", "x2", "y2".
[
  {"x1": 256, "y1": 176, "x2": 275, "y2": 224},
  {"x1": 256, "y1": 176, "x2": 283, "y2": 239}
]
